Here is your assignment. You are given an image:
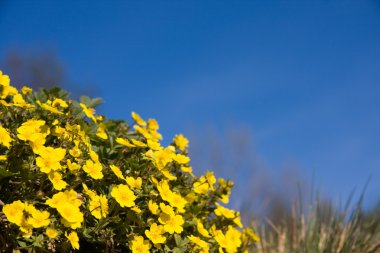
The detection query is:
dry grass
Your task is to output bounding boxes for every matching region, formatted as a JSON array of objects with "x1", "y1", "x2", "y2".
[{"x1": 252, "y1": 196, "x2": 380, "y2": 253}]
